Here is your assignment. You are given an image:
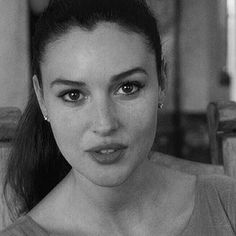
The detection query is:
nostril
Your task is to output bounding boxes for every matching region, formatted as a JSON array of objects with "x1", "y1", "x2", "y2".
[
  {"x1": 92, "y1": 120, "x2": 119, "y2": 135},
  {"x1": 92, "y1": 113, "x2": 119, "y2": 135},
  {"x1": 91, "y1": 100, "x2": 119, "y2": 135}
]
